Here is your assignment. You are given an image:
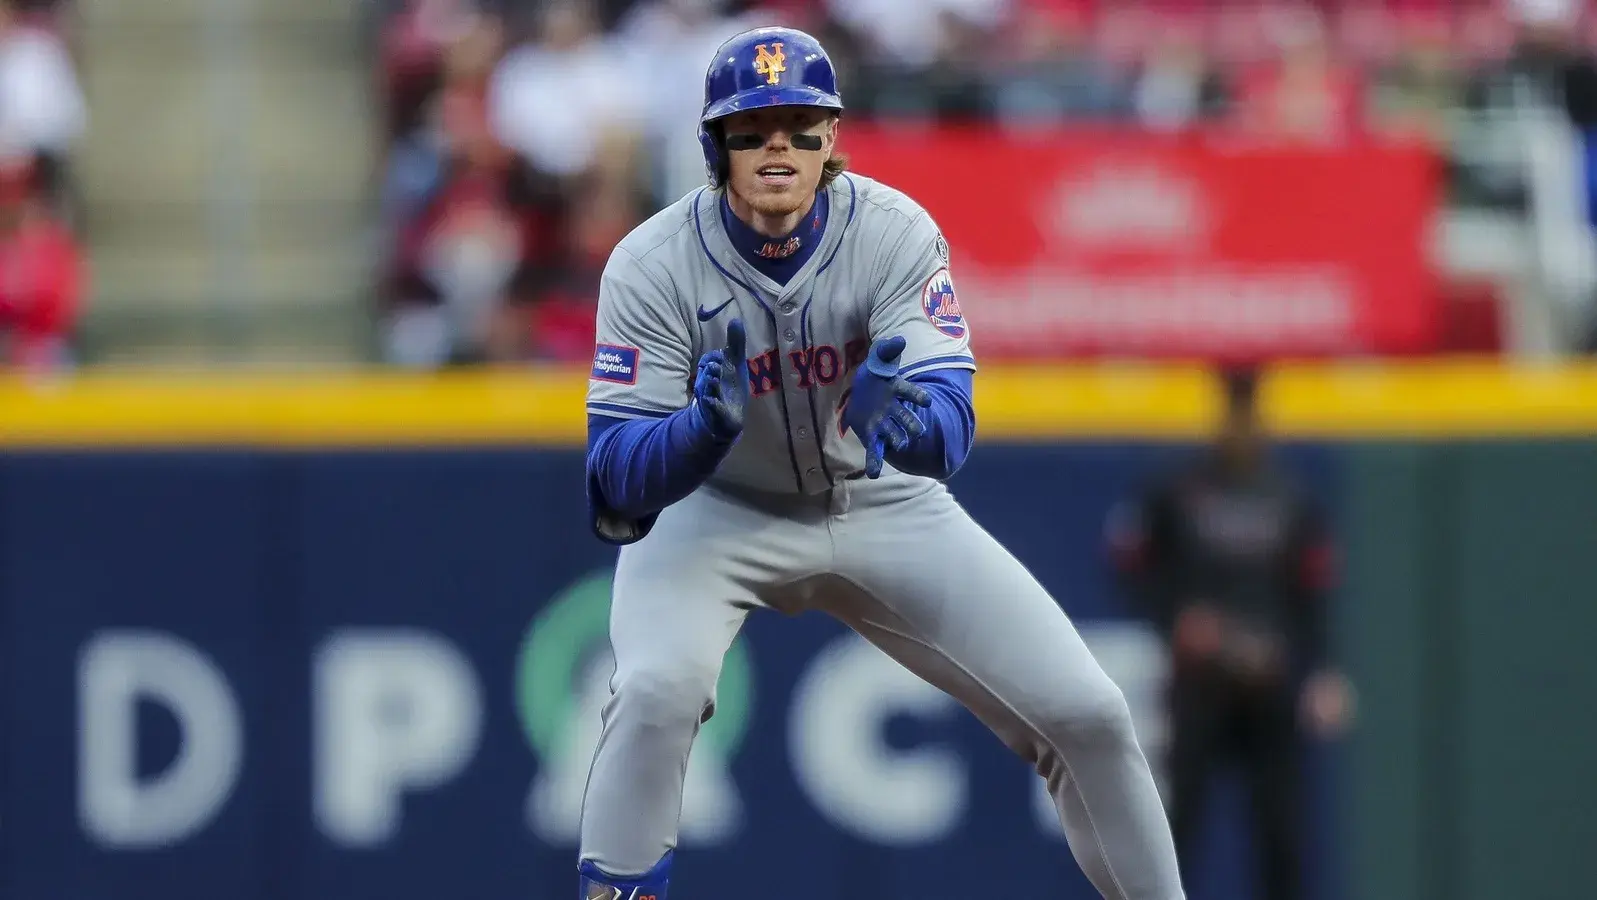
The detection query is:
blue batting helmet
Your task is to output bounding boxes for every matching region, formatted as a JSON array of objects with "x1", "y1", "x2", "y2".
[{"x1": 698, "y1": 27, "x2": 843, "y2": 186}]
